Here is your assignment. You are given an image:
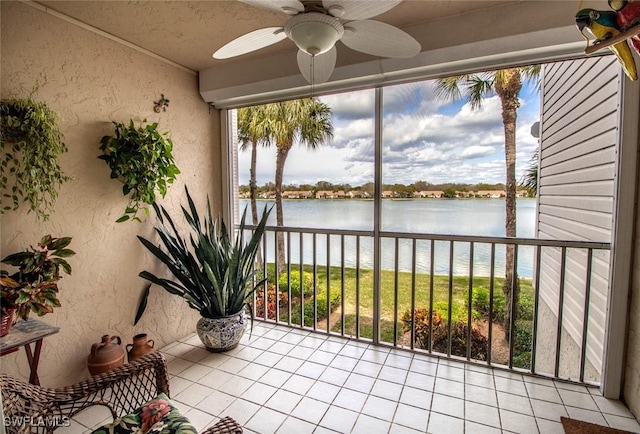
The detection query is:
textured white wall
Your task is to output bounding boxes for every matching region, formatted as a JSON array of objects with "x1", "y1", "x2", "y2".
[{"x1": 0, "y1": 1, "x2": 221, "y2": 386}]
